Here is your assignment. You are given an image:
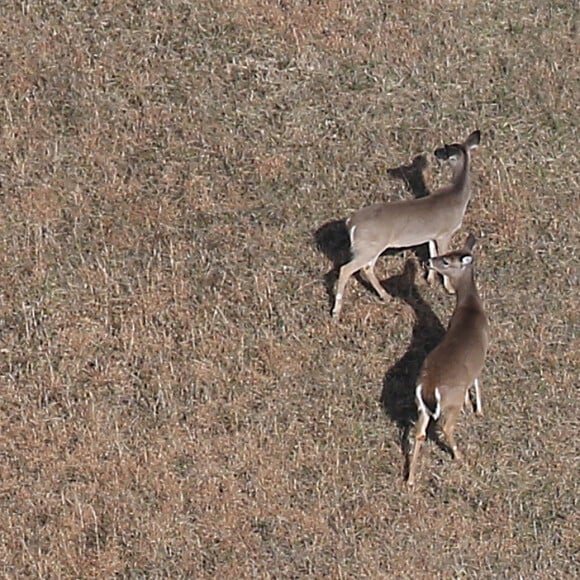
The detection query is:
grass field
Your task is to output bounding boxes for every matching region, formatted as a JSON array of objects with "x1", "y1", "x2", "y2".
[{"x1": 0, "y1": 1, "x2": 578, "y2": 577}]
